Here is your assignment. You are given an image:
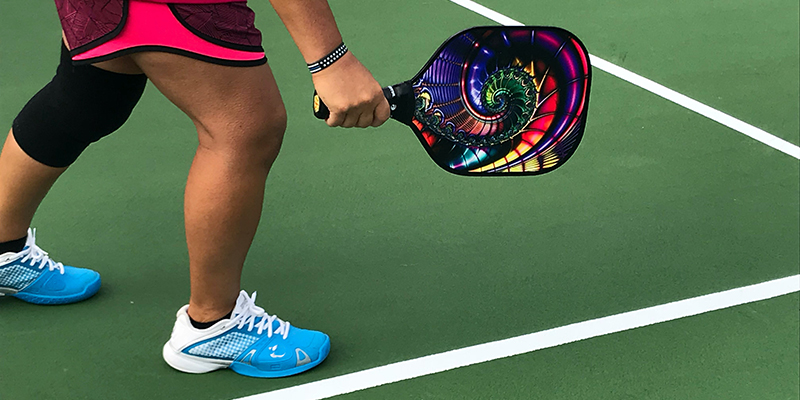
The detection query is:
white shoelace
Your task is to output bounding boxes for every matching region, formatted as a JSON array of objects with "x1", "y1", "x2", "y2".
[
  {"x1": 19, "y1": 229, "x2": 65, "y2": 274},
  {"x1": 230, "y1": 291, "x2": 291, "y2": 339}
]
